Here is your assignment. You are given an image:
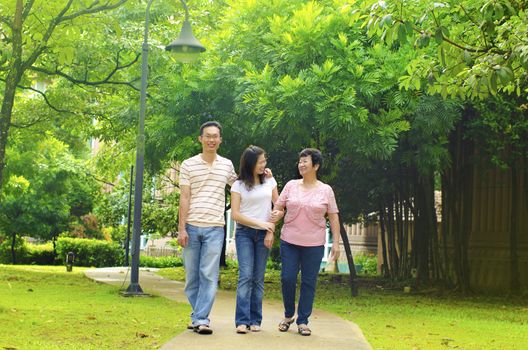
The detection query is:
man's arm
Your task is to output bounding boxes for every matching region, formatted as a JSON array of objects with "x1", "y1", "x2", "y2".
[{"x1": 178, "y1": 184, "x2": 191, "y2": 247}]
